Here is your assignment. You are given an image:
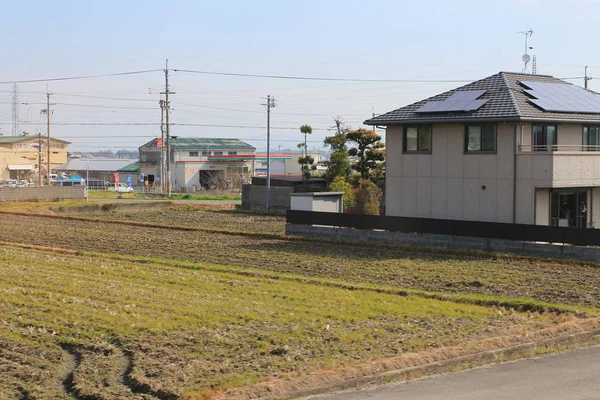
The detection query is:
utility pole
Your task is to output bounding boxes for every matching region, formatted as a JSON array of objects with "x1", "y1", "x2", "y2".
[
  {"x1": 42, "y1": 90, "x2": 54, "y2": 186},
  {"x1": 37, "y1": 133, "x2": 43, "y2": 187},
  {"x1": 585, "y1": 66, "x2": 593, "y2": 90},
  {"x1": 11, "y1": 84, "x2": 19, "y2": 136},
  {"x1": 161, "y1": 60, "x2": 175, "y2": 196},
  {"x1": 262, "y1": 95, "x2": 276, "y2": 212},
  {"x1": 159, "y1": 99, "x2": 166, "y2": 194}
]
